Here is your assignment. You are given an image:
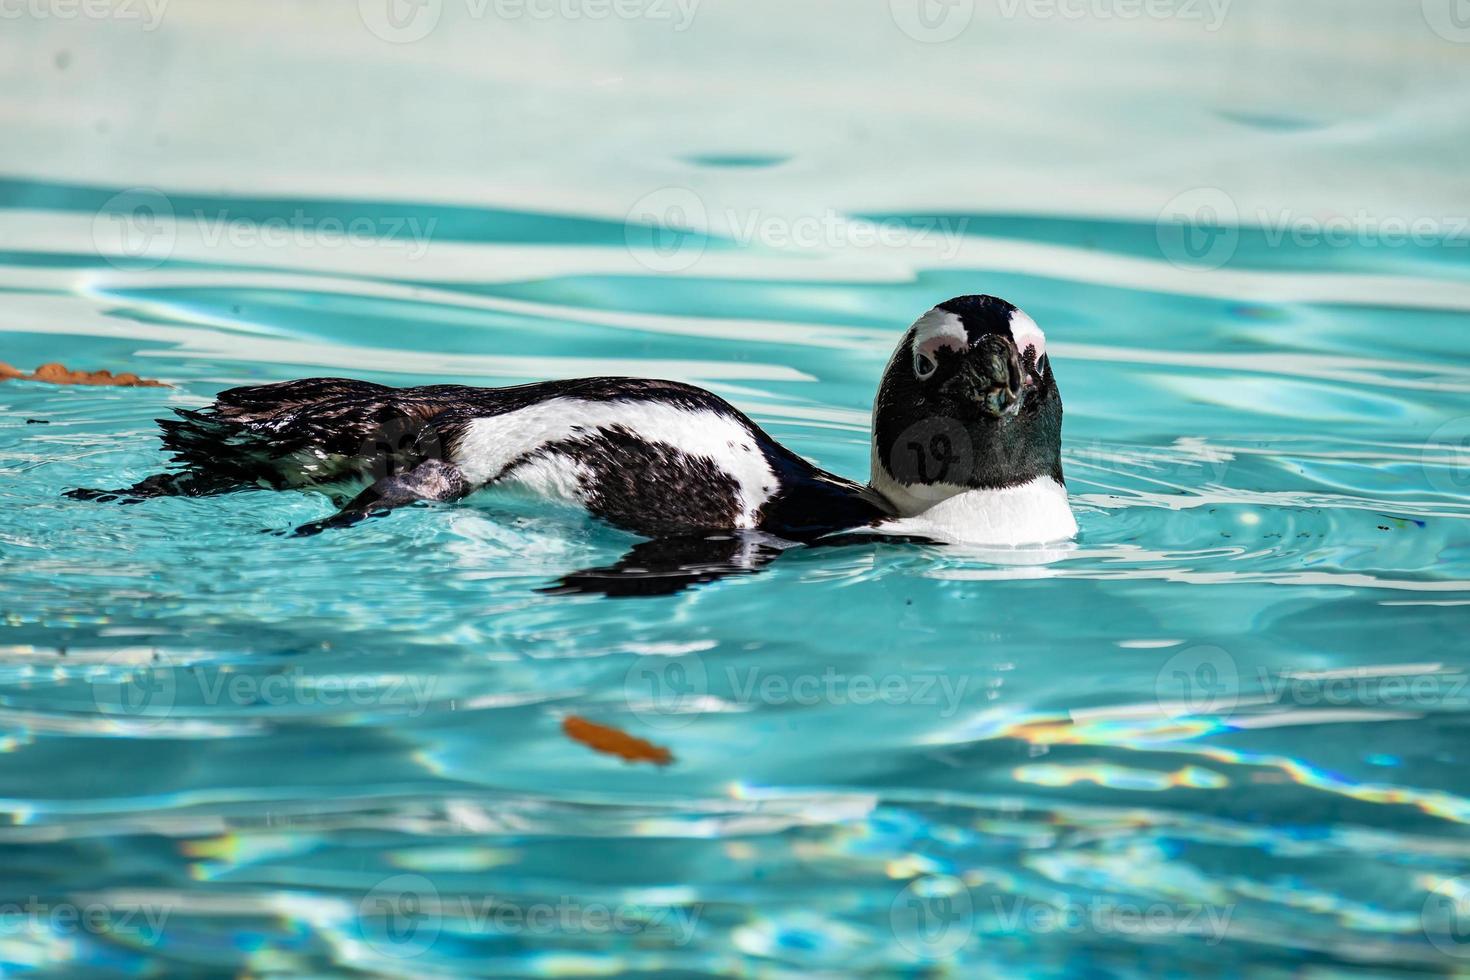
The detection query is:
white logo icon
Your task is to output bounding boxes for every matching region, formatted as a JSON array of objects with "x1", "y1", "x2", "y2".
[
  {"x1": 1156, "y1": 187, "x2": 1241, "y2": 270},
  {"x1": 1155, "y1": 646, "x2": 1239, "y2": 721},
  {"x1": 890, "y1": 875, "x2": 974, "y2": 959},
  {"x1": 92, "y1": 188, "x2": 176, "y2": 270},
  {"x1": 359, "y1": 0, "x2": 443, "y2": 43},
  {"x1": 625, "y1": 187, "x2": 709, "y2": 273},
  {"x1": 624, "y1": 654, "x2": 708, "y2": 729},
  {"x1": 890, "y1": 0, "x2": 975, "y2": 43},
  {"x1": 359, "y1": 874, "x2": 441, "y2": 958}
]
